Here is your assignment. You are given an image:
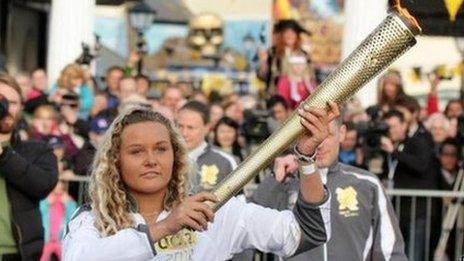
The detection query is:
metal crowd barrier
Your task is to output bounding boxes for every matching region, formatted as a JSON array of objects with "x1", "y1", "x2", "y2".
[
  {"x1": 386, "y1": 189, "x2": 464, "y2": 261},
  {"x1": 60, "y1": 175, "x2": 90, "y2": 205},
  {"x1": 62, "y1": 177, "x2": 464, "y2": 260},
  {"x1": 62, "y1": 175, "x2": 90, "y2": 183}
]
